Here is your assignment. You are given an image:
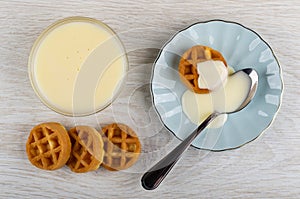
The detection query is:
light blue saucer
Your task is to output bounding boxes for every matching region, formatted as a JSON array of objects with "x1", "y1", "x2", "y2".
[{"x1": 151, "y1": 20, "x2": 283, "y2": 151}]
